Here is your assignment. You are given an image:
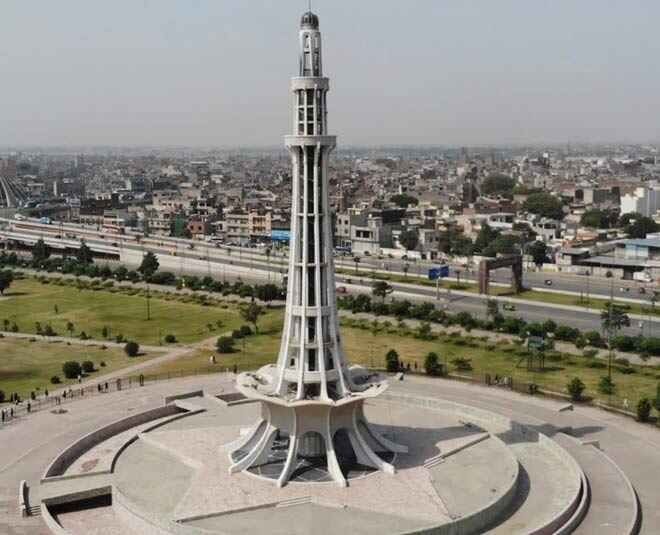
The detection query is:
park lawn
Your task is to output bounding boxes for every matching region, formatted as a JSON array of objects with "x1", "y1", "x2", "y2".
[
  {"x1": 144, "y1": 317, "x2": 660, "y2": 407},
  {"x1": 0, "y1": 278, "x2": 279, "y2": 346},
  {"x1": 0, "y1": 336, "x2": 163, "y2": 399}
]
